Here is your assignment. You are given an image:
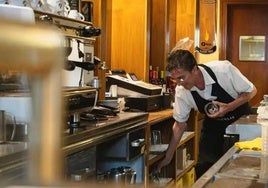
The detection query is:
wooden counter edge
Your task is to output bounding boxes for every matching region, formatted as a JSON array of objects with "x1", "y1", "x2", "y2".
[{"x1": 148, "y1": 109, "x2": 174, "y2": 125}]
